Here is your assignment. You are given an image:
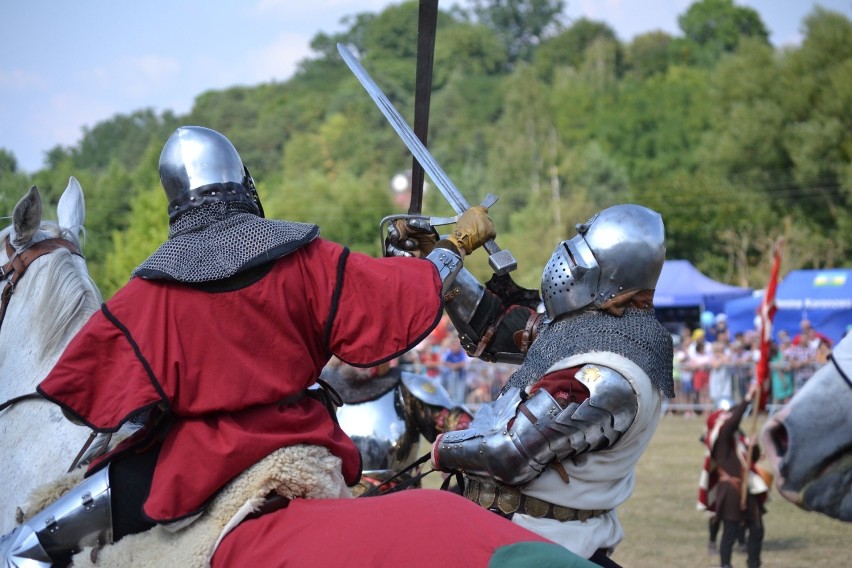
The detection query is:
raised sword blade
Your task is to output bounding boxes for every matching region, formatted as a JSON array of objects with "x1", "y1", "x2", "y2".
[{"x1": 337, "y1": 42, "x2": 516, "y2": 275}]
